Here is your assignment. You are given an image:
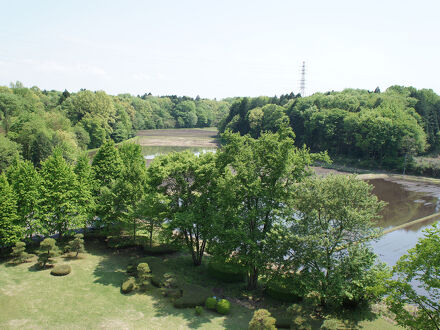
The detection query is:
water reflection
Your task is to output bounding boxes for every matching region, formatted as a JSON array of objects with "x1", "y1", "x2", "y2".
[{"x1": 368, "y1": 178, "x2": 440, "y2": 231}]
